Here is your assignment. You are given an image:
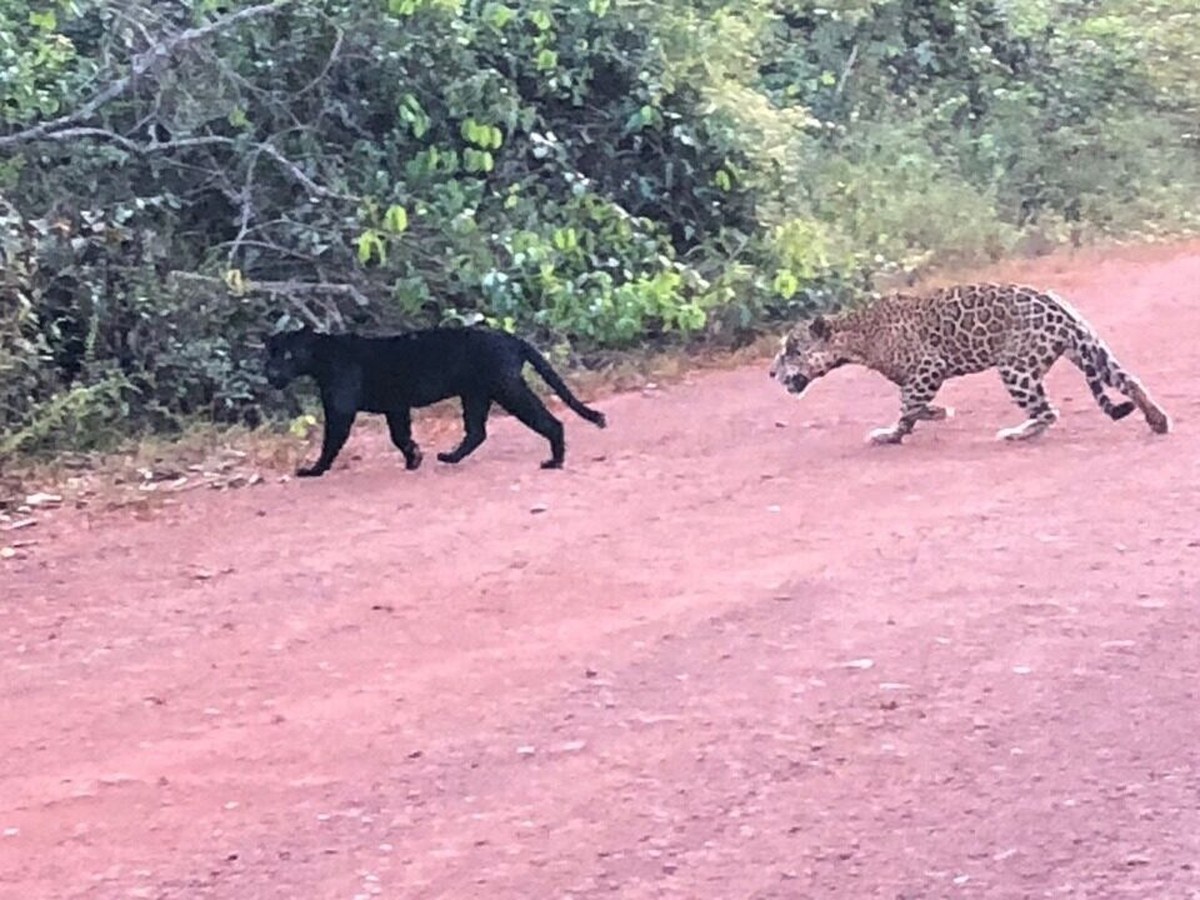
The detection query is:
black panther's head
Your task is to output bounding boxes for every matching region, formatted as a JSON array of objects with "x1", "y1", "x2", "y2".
[{"x1": 264, "y1": 327, "x2": 320, "y2": 389}]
